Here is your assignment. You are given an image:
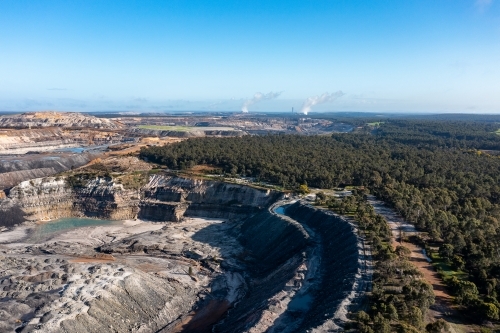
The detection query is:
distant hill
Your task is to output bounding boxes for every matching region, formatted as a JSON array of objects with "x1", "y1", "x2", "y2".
[{"x1": 0, "y1": 111, "x2": 124, "y2": 129}]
